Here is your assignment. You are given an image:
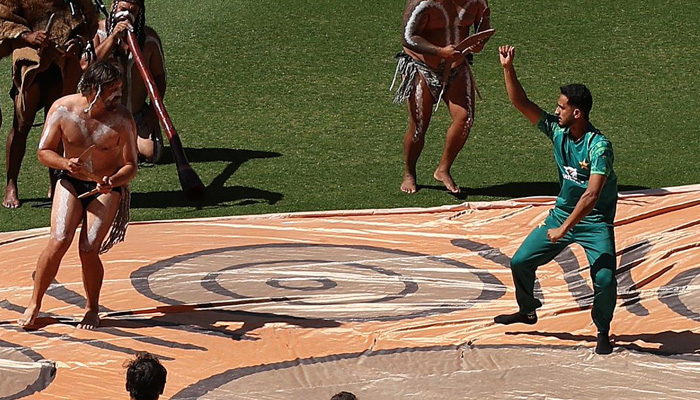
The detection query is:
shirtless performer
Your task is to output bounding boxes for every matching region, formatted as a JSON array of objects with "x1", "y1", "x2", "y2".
[
  {"x1": 82, "y1": 0, "x2": 166, "y2": 163},
  {"x1": 392, "y1": 0, "x2": 491, "y2": 194},
  {"x1": 18, "y1": 61, "x2": 138, "y2": 330}
]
